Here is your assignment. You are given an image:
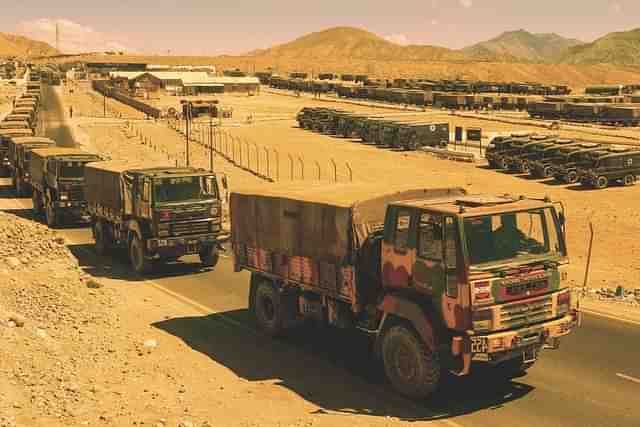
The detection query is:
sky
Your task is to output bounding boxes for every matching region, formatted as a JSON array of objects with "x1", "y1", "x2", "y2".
[{"x1": 3, "y1": 0, "x2": 639, "y2": 55}]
